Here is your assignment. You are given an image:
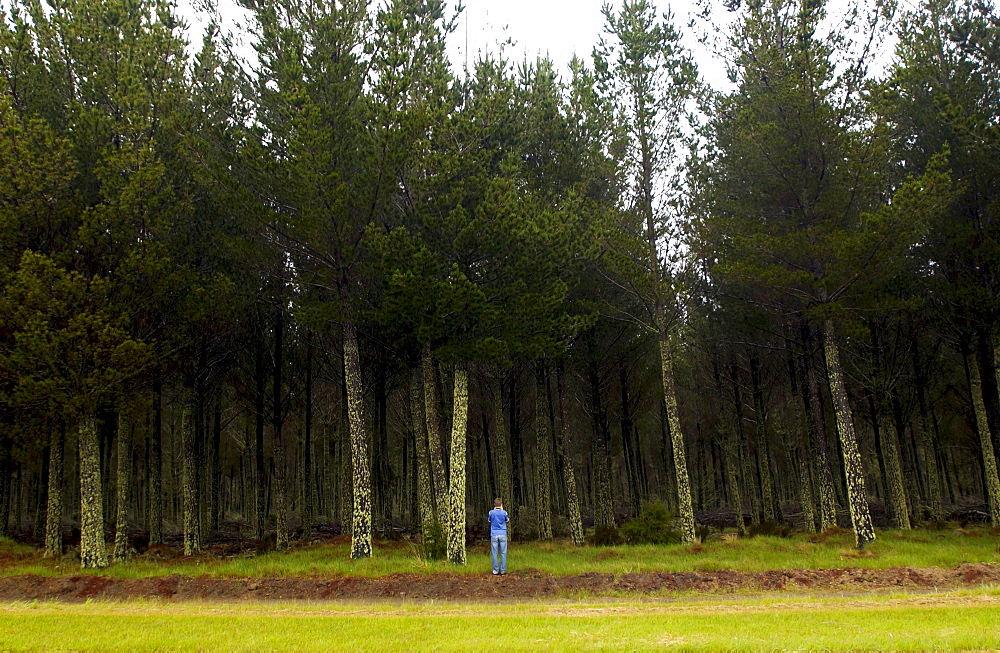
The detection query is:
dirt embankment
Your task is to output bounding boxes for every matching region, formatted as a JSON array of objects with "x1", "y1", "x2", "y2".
[{"x1": 0, "y1": 563, "x2": 998, "y2": 602}]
